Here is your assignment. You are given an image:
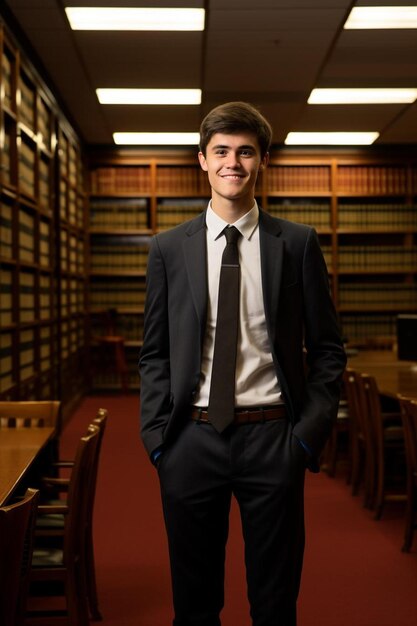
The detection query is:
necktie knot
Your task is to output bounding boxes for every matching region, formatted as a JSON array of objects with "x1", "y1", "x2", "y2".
[{"x1": 224, "y1": 225, "x2": 241, "y2": 245}]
